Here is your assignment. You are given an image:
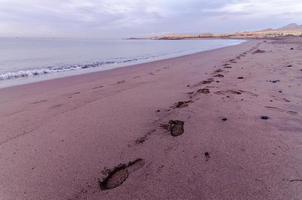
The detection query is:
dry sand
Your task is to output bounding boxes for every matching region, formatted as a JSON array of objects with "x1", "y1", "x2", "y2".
[{"x1": 0, "y1": 38, "x2": 302, "y2": 200}]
